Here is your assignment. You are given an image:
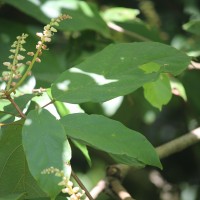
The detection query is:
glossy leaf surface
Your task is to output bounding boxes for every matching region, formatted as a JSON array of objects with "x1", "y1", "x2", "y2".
[
  {"x1": 52, "y1": 42, "x2": 190, "y2": 104},
  {"x1": 22, "y1": 109, "x2": 71, "y2": 199},
  {"x1": 60, "y1": 113, "x2": 162, "y2": 168}
]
